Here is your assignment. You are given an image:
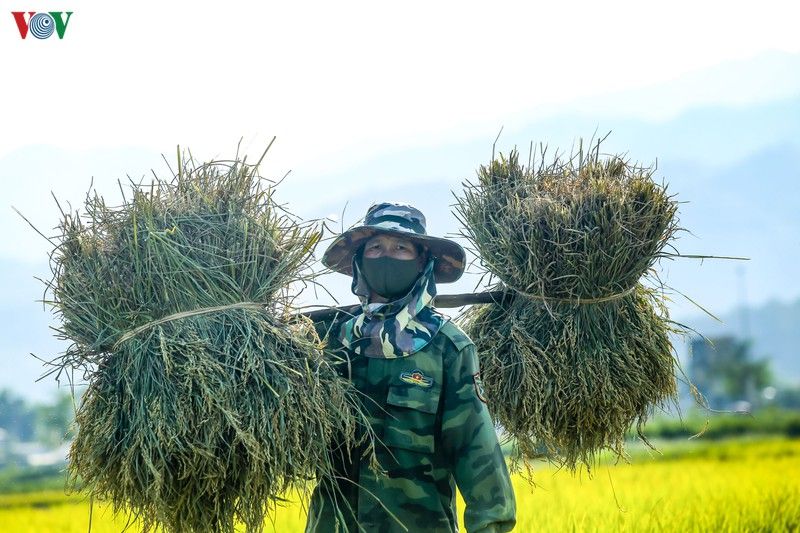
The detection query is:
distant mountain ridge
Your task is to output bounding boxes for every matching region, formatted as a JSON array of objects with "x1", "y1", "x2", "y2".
[{"x1": 279, "y1": 93, "x2": 800, "y2": 215}]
